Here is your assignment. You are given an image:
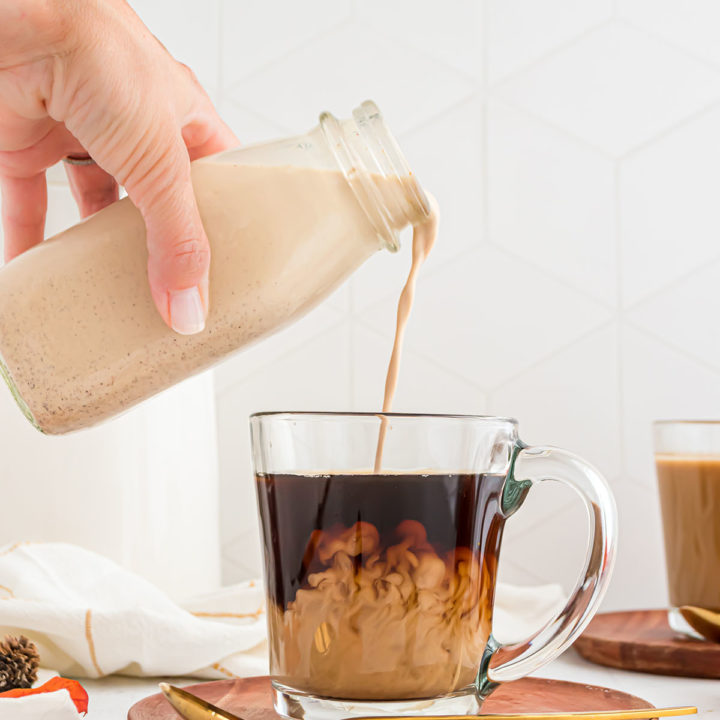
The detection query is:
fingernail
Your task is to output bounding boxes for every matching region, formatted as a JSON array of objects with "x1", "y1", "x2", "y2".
[{"x1": 169, "y1": 286, "x2": 206, "y2": 335}]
